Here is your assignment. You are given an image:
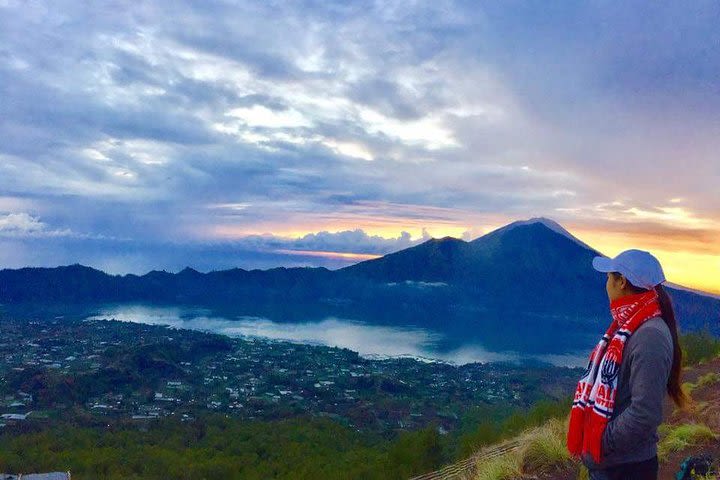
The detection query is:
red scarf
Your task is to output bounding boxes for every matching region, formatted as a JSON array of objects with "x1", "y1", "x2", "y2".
[{"x1": 567, "y1": 288, "x2": 662, "y2": 464}]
